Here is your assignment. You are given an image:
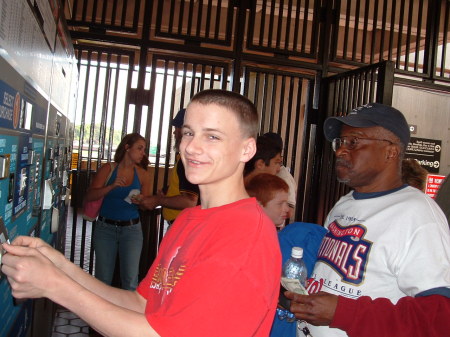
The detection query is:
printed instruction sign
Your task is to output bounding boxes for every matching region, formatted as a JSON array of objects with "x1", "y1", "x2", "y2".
[{"x1": 405, "y1": 137, "x2": 442, "y2": 173}]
